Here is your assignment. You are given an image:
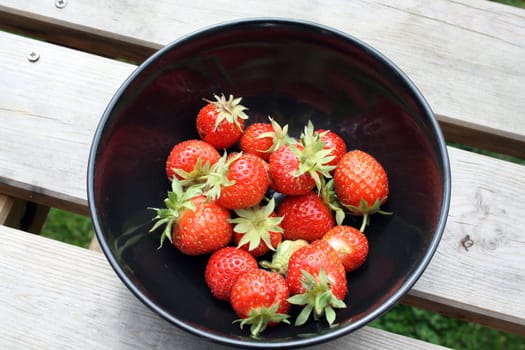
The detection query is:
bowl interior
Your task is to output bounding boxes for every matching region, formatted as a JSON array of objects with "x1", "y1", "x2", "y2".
[{"x1": 89, "y1": 19, "x2": 449, "y2": 348}]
